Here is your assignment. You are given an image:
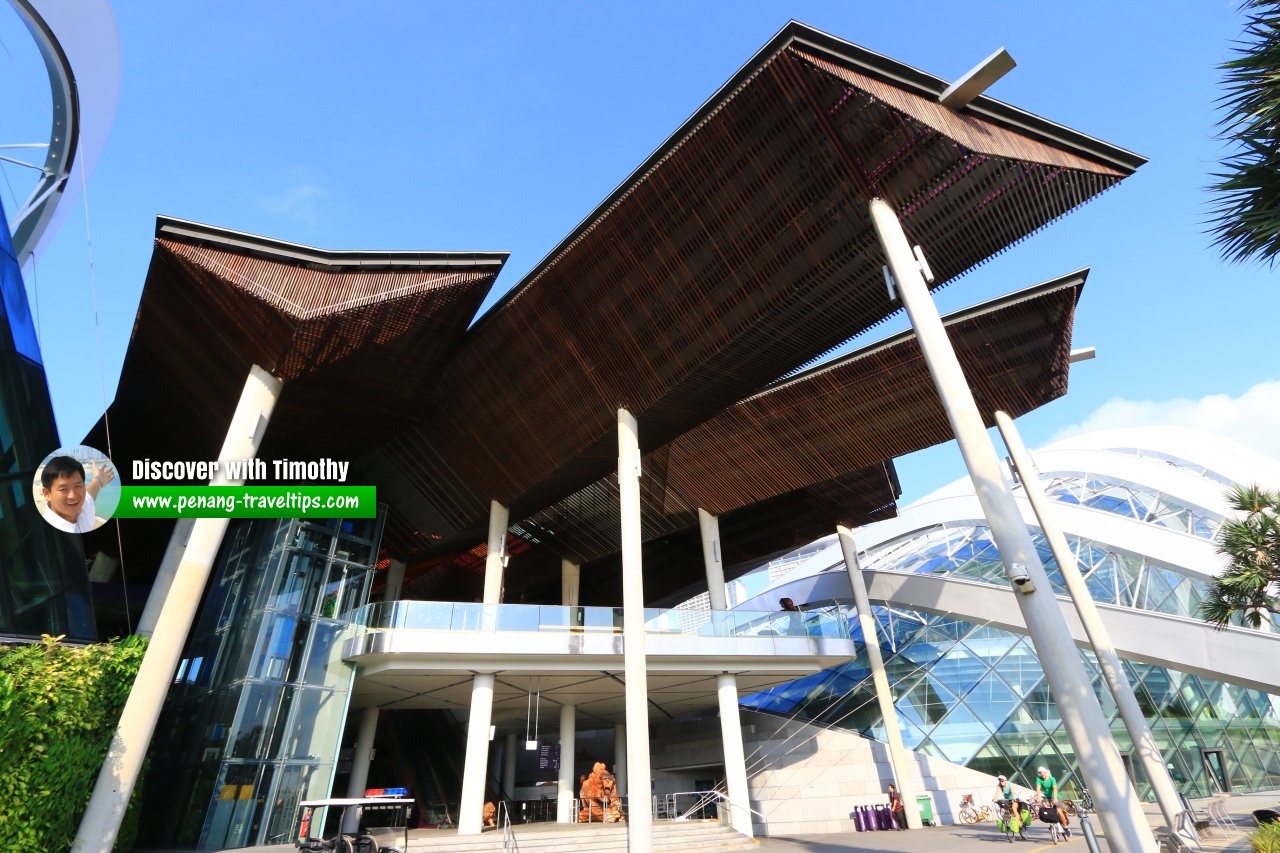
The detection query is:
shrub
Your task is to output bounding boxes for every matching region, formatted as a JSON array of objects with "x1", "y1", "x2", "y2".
[
  {"x1": 0, "y1": 634, "x2": 147, "y2": 852},
  {"x1": 1253, "y1": 821, "x2": 1280, "y2": 853}
]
